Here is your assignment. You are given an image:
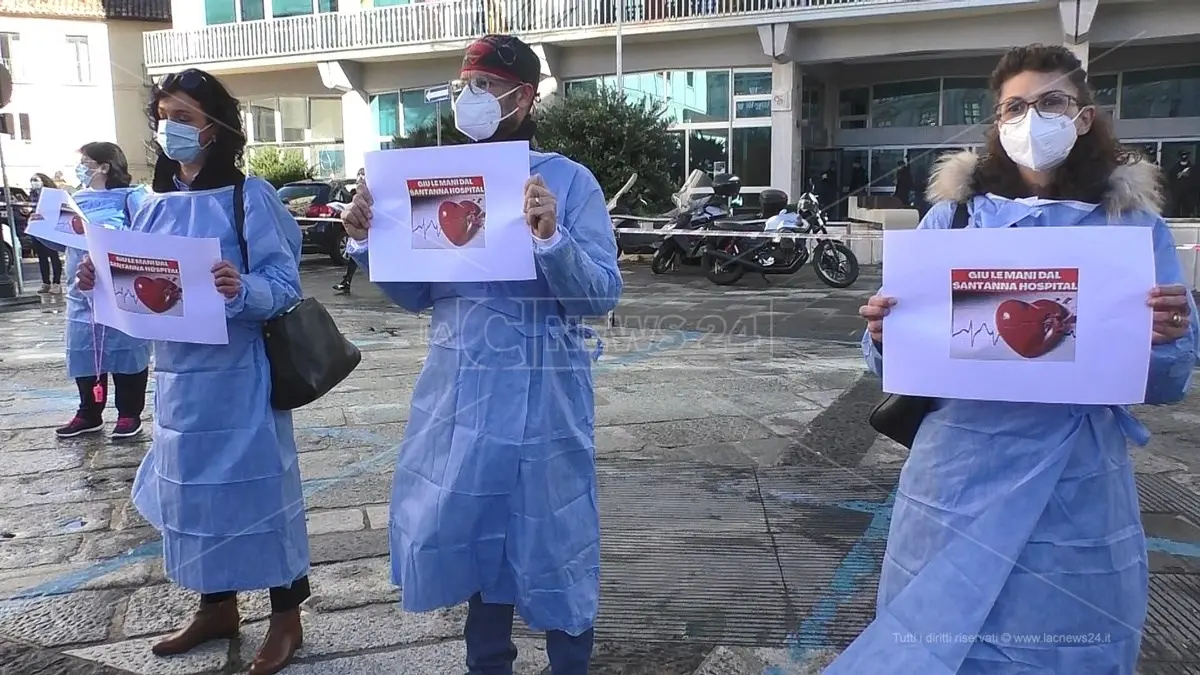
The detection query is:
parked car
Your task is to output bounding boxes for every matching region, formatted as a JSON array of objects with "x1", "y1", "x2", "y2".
[
  {"x1": 1, "y1": 187, "x2": 33, "y2": 271},
  {"x1": 278, "y1": 179, "x2": 355, "y2": 263}
]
